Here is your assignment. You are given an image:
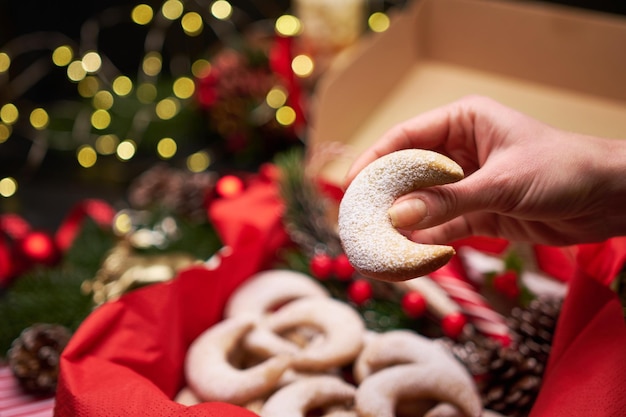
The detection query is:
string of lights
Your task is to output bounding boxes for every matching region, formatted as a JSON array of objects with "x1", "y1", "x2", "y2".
[{"x1": 0, "y1": 0, "x2": 405, "y2": 200}]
